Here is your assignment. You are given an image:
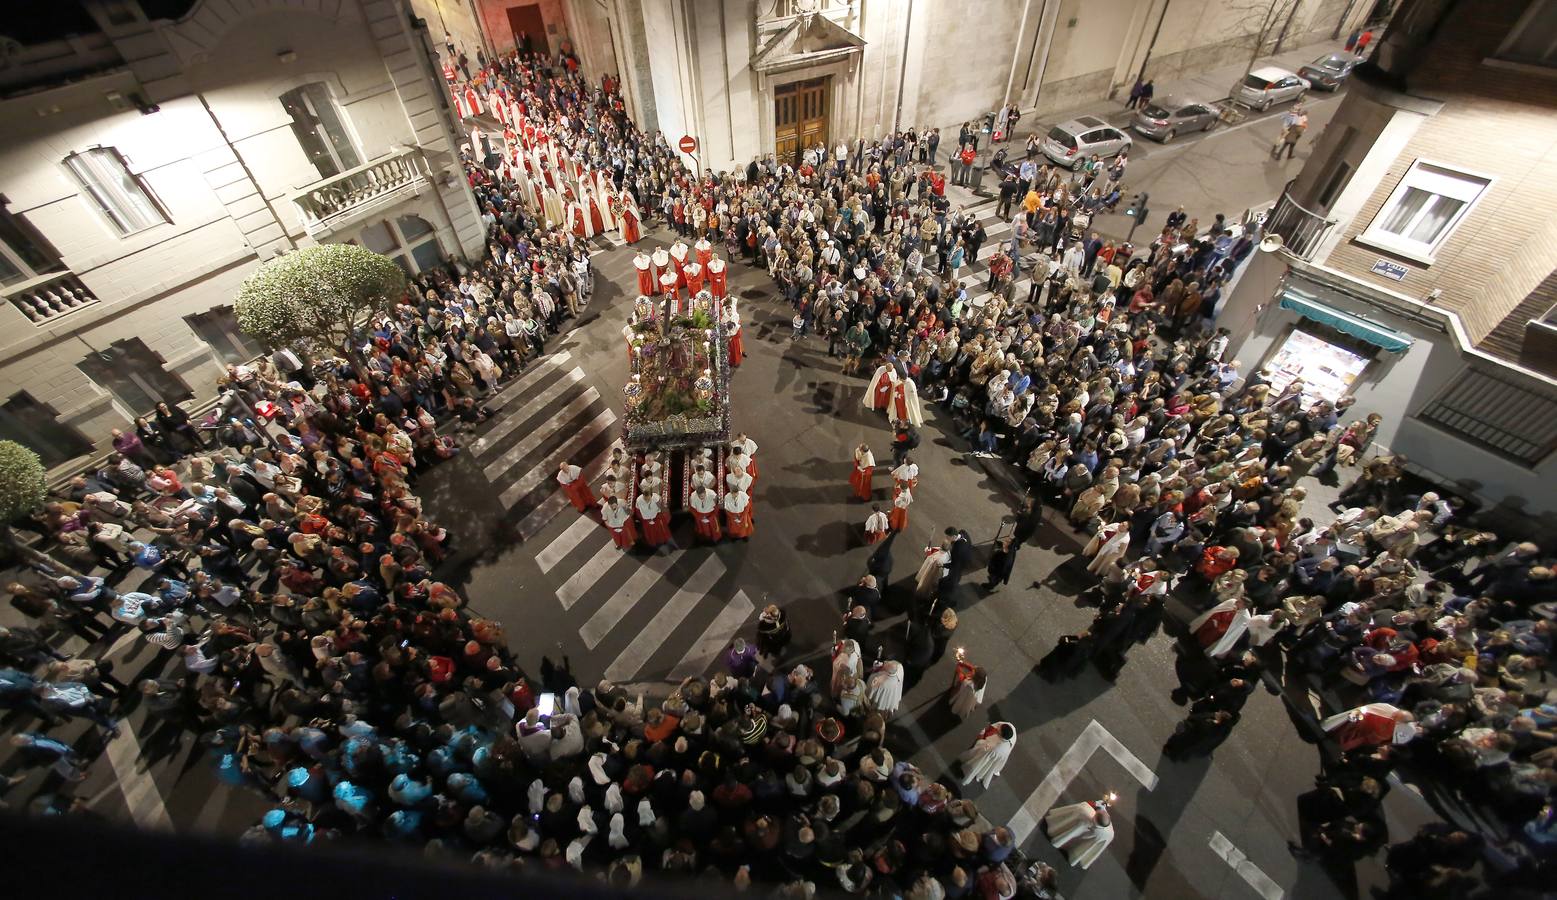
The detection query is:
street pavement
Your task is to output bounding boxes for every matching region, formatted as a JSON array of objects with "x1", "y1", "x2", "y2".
[
  {"x1": 410, "y1": 219, "x2": 1441, "y2": 899},
  {"x1": 960, "y1": 35, "x2": 1353, "y2": 245},
  {"x1": 1, "y1": 38, "x2": 1426, "y2": 898}
]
